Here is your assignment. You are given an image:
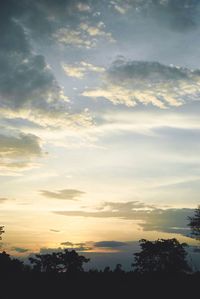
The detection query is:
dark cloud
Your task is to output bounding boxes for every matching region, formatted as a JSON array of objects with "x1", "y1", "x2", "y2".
[
  {"x1": 41, "y1": 189, "x2": 85, "y2": 200},
  {"x1": 94, "y1": 241, "x2": 128, "y2": 248},
  {"x1": 50, "y1": 229, "x2": 60, "y2": 233},
  {"x1": 108, "y1": 59, "x2": 190, "y2": 82},
  {"x1": 0, "y1": 0, "x2": 92, "y2": 130},
  {"x1": 54, "y1": 201, "x2": 194, "y2": 236}
]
